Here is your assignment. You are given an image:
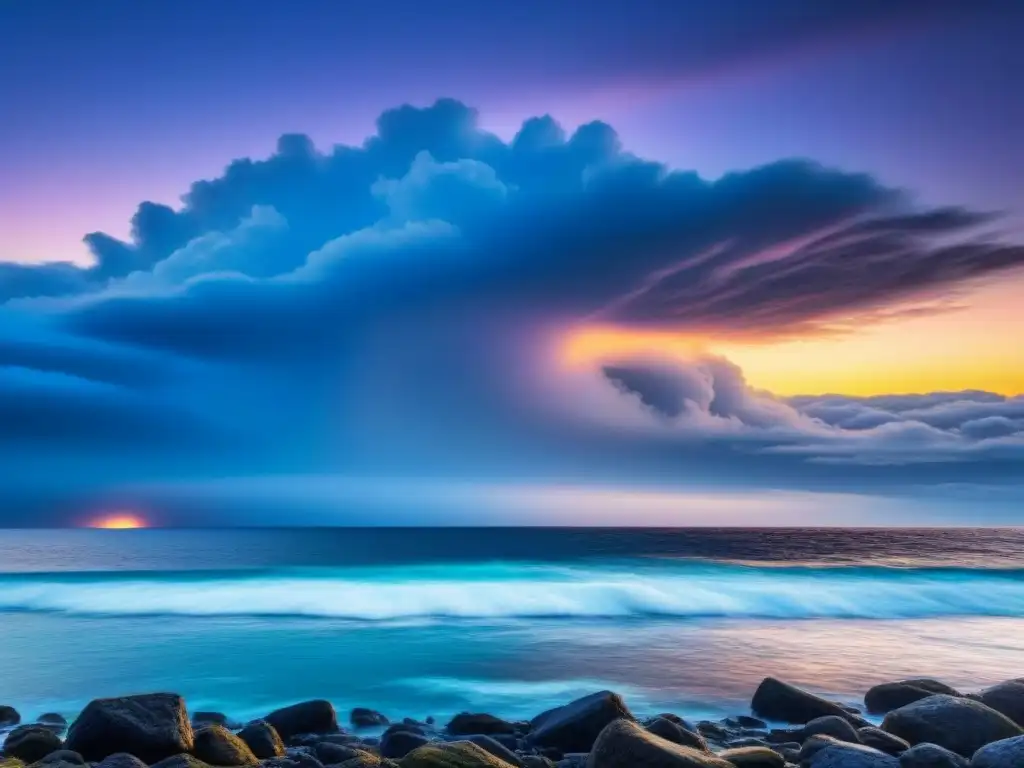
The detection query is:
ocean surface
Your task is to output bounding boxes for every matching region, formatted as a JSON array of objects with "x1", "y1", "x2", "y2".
[{"x1": 1, "y1": 528, "x2": 1023, "y2": 727}]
